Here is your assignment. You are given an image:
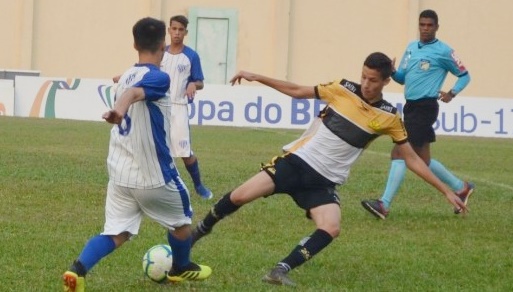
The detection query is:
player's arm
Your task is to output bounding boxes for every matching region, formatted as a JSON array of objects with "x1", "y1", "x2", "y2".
[
  {"x1": 102, "y1": 87, "x2": 145, "y2": 124},
  {"x1": 185, "y1": 80, "x2": 203, "y2": 101},
  {"x1": 439, "y1": 50, "x2": 471, "y2": 102},
  {"x1": 190, "y1": 80, "x2": 204, "y2": 90},
  {"x1": 186, "y1": 52, "x2": 205, "y2": 98},
  {"x1": 112, "y1": 75, "x2": 121, "y2": 83},
  {"x1": 396, "y1": 141, "x2": 468, "y2": 213},
  {"x1": 230, "y1": 70, "x2": 315, "y2": 99},
  {"x1": 440, "y1": 72, "x2": 470, "y2": 100},
  {"x1": 439, "y1": 72, "x2": 470, "y2": 103},
  {"x1": 391, "y1": 50, "x2": 409, "y2": 84}
]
